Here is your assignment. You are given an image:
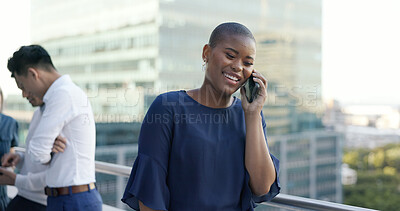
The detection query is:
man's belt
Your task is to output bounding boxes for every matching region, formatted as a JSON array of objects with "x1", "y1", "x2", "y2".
[{"x1": 44, "y1": 183, "x2": 96, "y2": 197}]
